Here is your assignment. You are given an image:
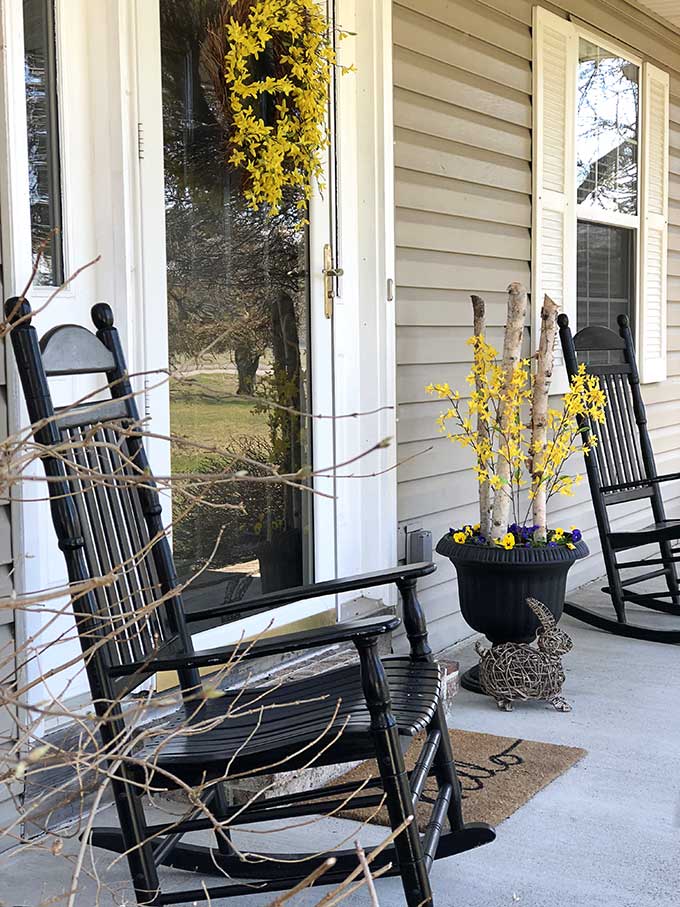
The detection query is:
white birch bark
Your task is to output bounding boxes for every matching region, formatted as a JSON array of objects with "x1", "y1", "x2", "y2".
[
  {"x1": 490, "y1": 282, "x2": 528, "y2": 539},
  {"x1": 471, "y1": 295, "x2": 492, "y2": 538},
  {"x1": 530, "y1": 294, "x2": 559, "y2": 539}
]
